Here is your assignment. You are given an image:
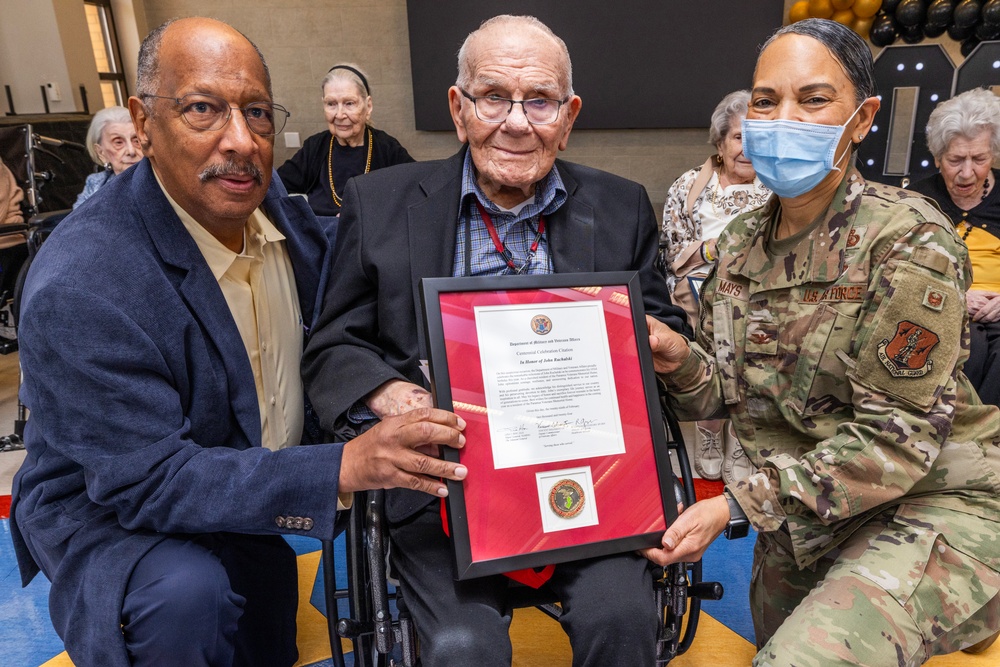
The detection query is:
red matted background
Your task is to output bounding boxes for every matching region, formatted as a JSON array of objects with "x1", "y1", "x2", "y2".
[{"x1": 438, "y1": 285, "x2": 667, "y2": 564}]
